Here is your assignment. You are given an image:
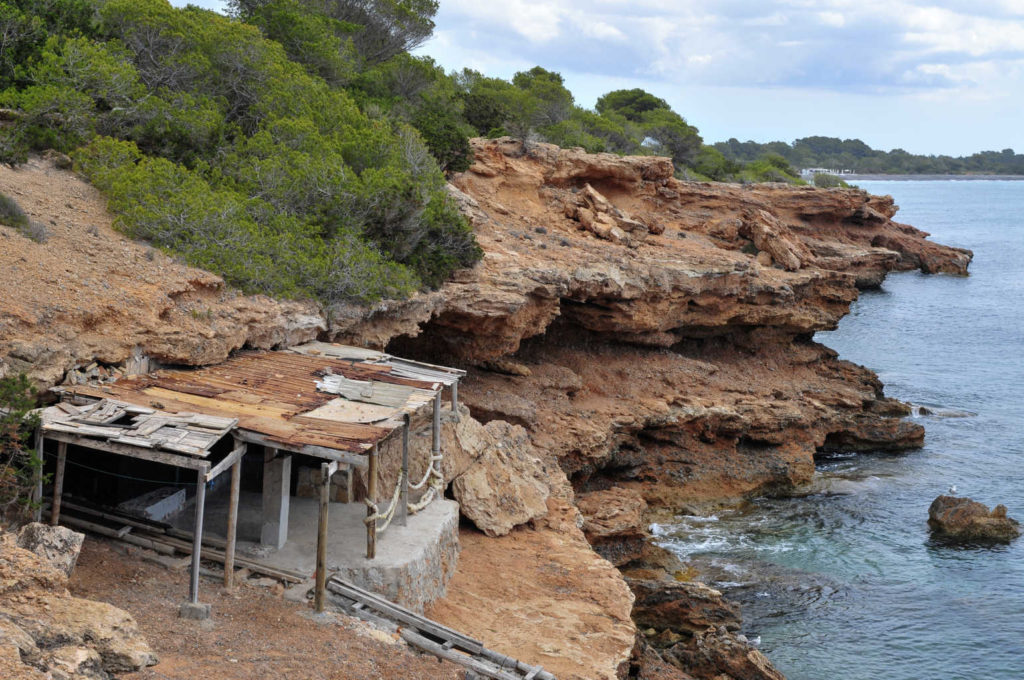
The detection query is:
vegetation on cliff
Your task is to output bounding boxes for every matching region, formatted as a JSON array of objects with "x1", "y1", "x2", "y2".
[
  {"x1": 0, "y1": 0, "x2": 479, "y2": 307},
  {"x1": 0, "y1": 373, "x2": 42, "y2": 517}
]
